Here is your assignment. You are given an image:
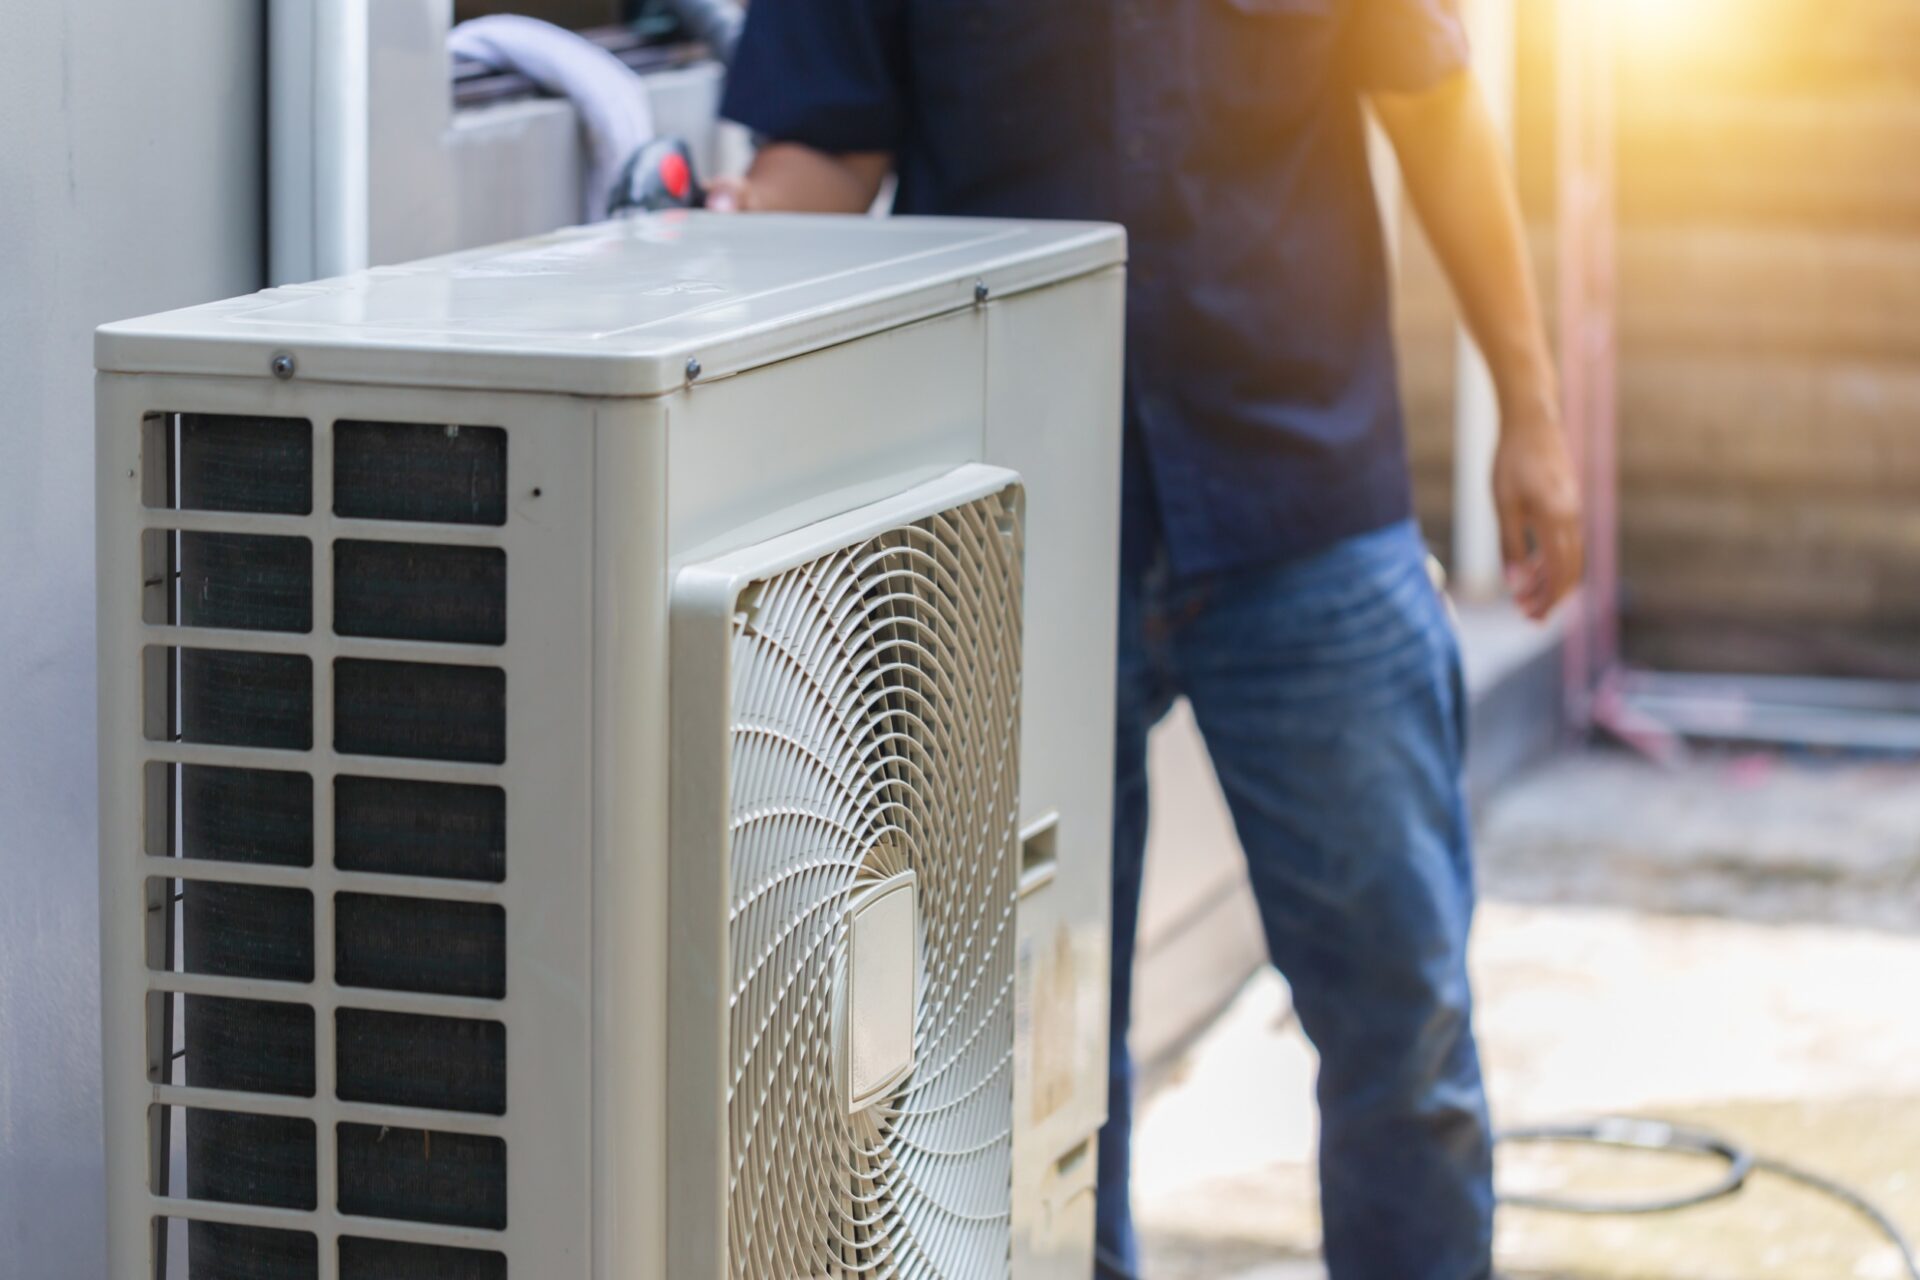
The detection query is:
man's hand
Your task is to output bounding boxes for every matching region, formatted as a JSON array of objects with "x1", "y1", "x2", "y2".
[
  {"x1": 1493, "y1": 406, "x2": 1583, "y2": 621},
  {"x1": 703, "y1": 174, "x2": 754, "y2": 213},
  {"x1": 705, "y1": 143, "x2": 891, "y2": 215}
]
